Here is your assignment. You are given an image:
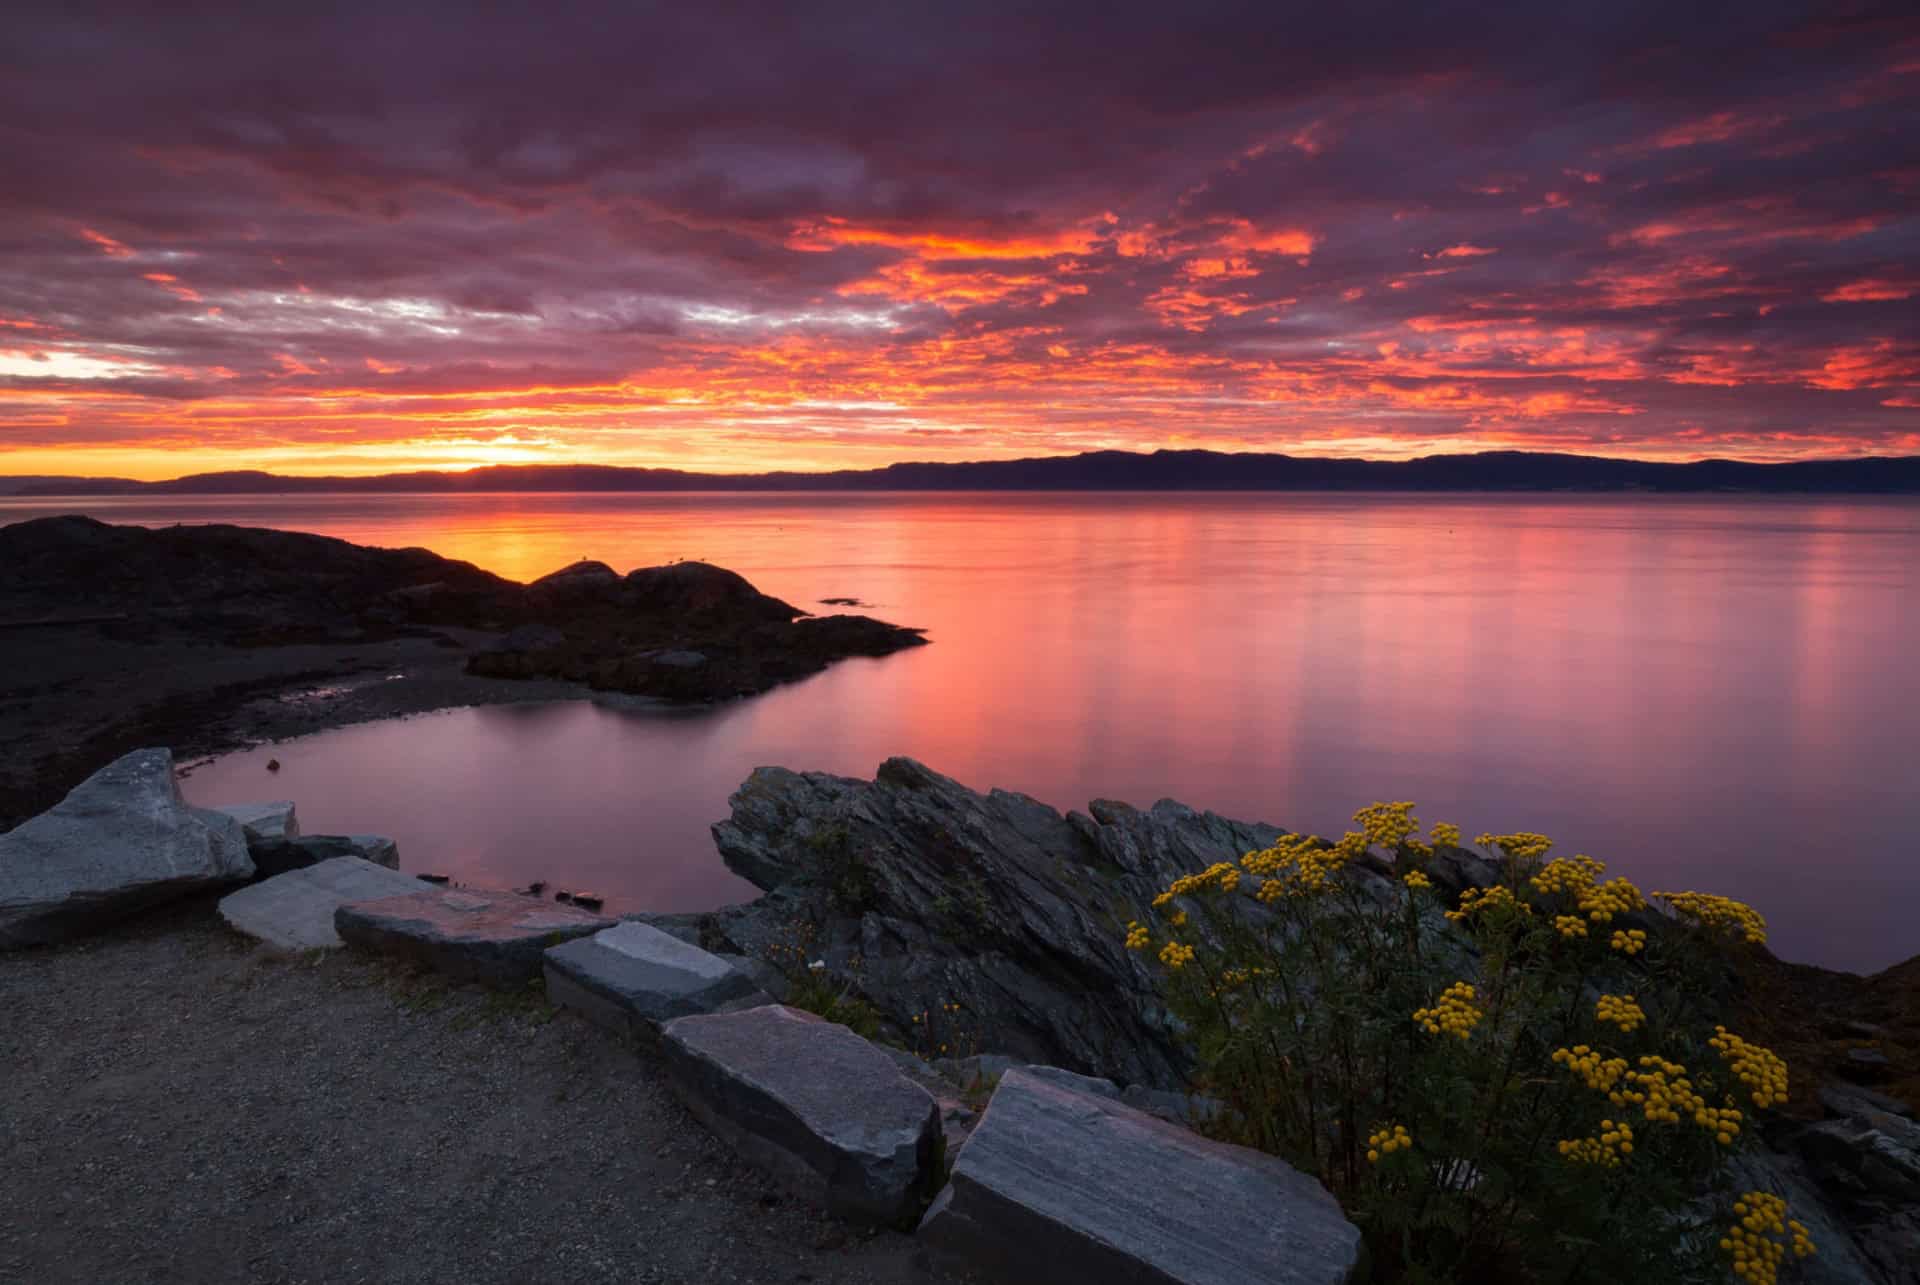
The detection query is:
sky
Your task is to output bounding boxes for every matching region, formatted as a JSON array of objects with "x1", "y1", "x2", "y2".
[{"x1": 2, "y1": 2, "x2": 1918, "y2": 478}]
